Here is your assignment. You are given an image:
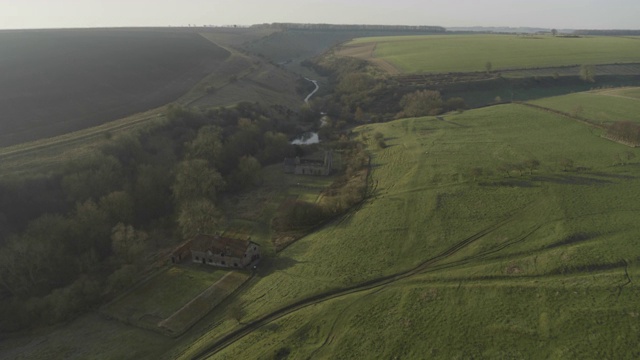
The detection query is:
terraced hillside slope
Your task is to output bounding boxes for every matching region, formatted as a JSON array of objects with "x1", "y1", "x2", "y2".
[
  {"x1": 339, "y1": 34, "x2": 640, "y2": 74},
  {"x1": 179, "y1": 97, "x2": 640, "y2": 359},
  {"x1": 0, "y1": 28, "x2": 229, "y2": 146},
  {"x1": 529, "y1": 87, "x2": 640, "y2": 125}
]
